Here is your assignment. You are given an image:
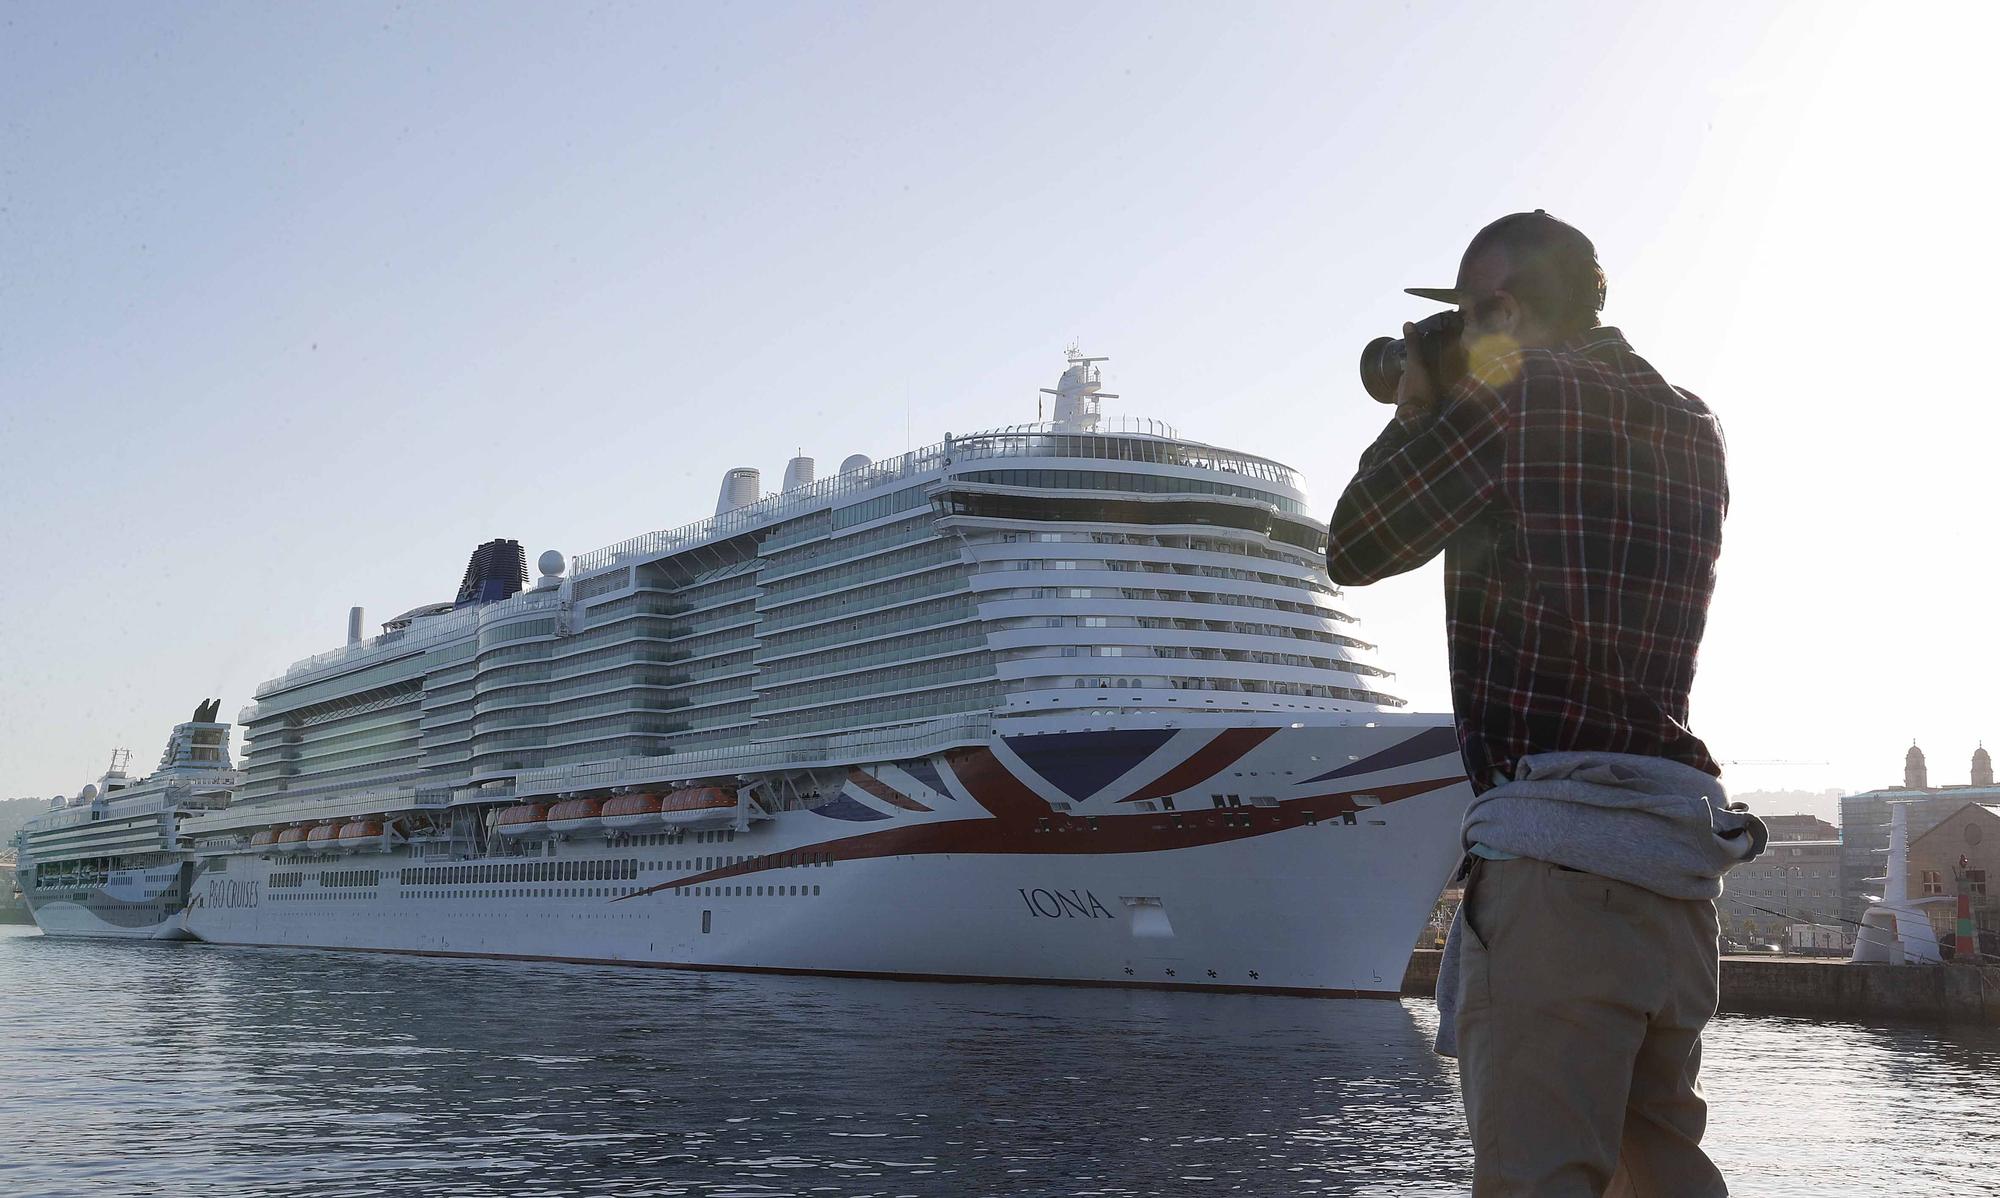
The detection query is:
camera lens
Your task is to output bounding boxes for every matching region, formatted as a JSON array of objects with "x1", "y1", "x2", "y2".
[{"x1": 1359, "y1": 336, "x2": 1405, "y2": 404}]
